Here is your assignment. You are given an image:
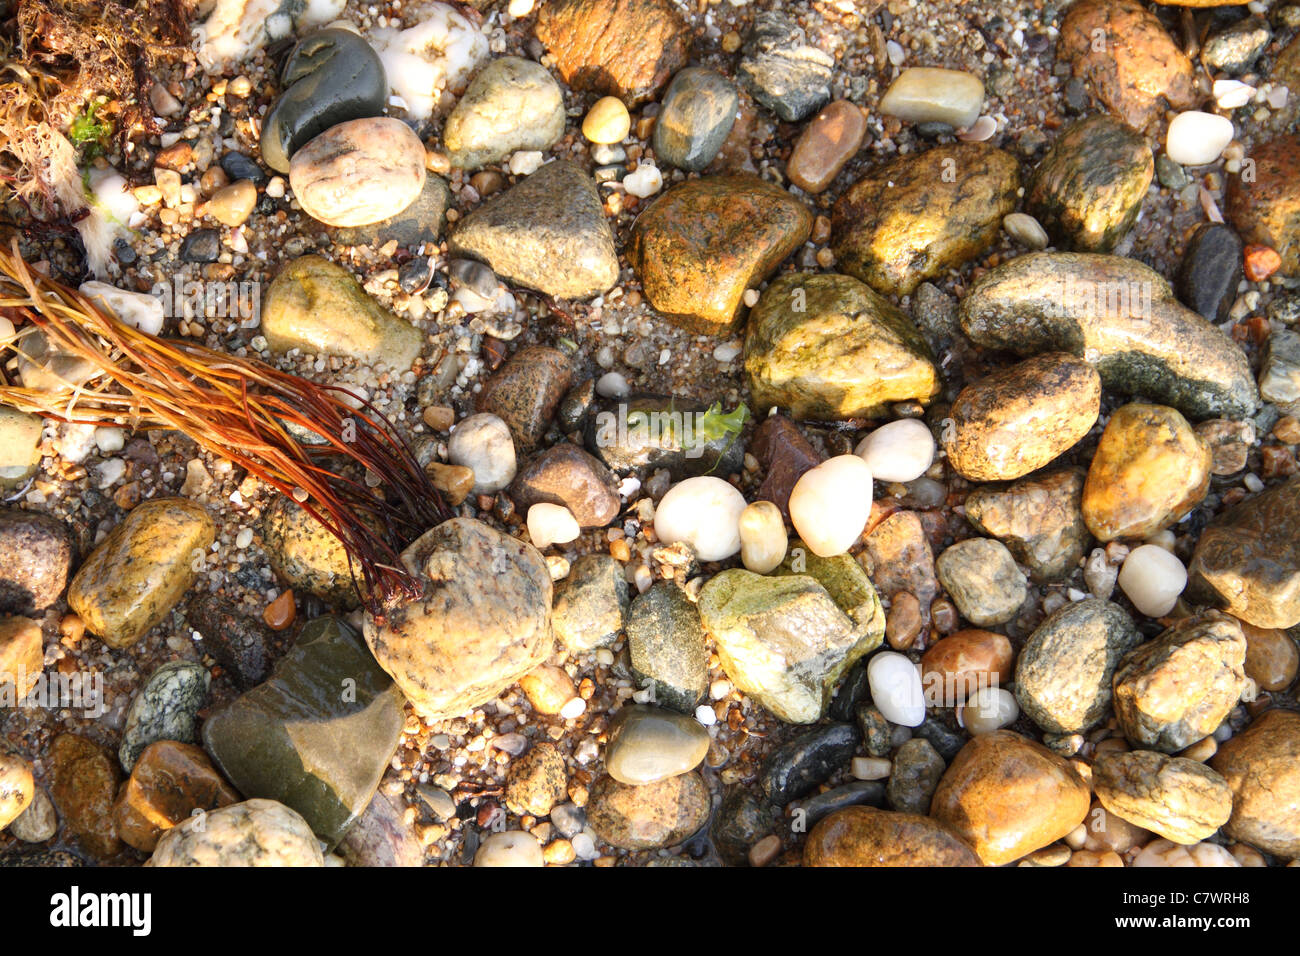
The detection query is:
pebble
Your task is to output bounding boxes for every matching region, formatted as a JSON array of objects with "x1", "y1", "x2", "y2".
[
  {"x1": 189, "y1": 595, "x2": 272, "y2": 688},
  {"x1": 7, "y1": 784, "x2": 56, "y2": 843},
  {"x1": 738, "y1": 500, "x2": 787, "y2": 574},
  {"x1": 1211, "y1": 709, "x2": 1300, "y2": 859},
  {"x1": 1117, "y1": 544, "x2": 1187, "y2": 618},
  {"x1": 1240, "y1": 622, "x2": 1299, "y2": 691},
  {"x1": 1093, "y1": 750, "x2": 1232, "y2": 845},
  {"x1": 653, "y1": 476, "x2": 746, "y2": 562},
  {"x1": 519, "y1": 664, "x2": 577, "y2": 716},
  {"x1": 786, "y1": 100, "x2": 866, "y2": 194},
  {"x1": 585, "y1": 772, "x2": 710, "y2": 850},
  {"x1": 963, "y1": 468, "x2": 1090, "y2": 582},
  {"x1": 652, "y1": 68, "x2": 738, "y2": 172},
  {"x1": 204, "y1": 179, "x2": 256, "y2": 227},
  {"x1": 1166, "y1": 112, "x2": 1234, "y2": 167},
  {"x1": 1003, "y1": 212, "x2": 1050, "y2": 250},
  {"x1": 788, "y1": 455, "x2": 873, "y2": 558},
  {"x1": 1132, "y1": 838, "x2": 1239, "y2": 867},
  {"x1": 151, "y1": 799, "x2": 323, "y2": 867},
  {"x1": 504, "y1": 743, "x2": 567, "y2": 816},
  {"x1": 510, "y1": 443, "x2": 620, "y2": 528},
  {"x1": 113, "y1": 741, "x2": 239, "y2": 853},
  {"x1": 935, "y1": 538, "x2": 1027, "y2": 628},
  {"x1": 737, "y1": 11, "x2": 833, "y2": 122},
  {"x1": 761, "y1": 722, "x2": 861, "y2": 804},
  {"x1": 1175, "y1": 222, "x2": 1244, "y2": 323},
  {"x1": 854, "y1": 419, "x2": 934, "y2": 483},
  {"x1": 48, "y1": 734, "x2": 121, "y2": 858},
  {"x1": 921, "y1": 629, "x2": 1013, "y2": 704},
  {"x1": 867, "y1": 651, "x2": 925, "y2": 727},
  {"x1": 961, "y1": 687, "x2": 1019, "y2": 735},
  {"x1": 444, "y1": 57, "x2": 565, "y2": 170},
  {"x1": 180, "y1": 228, "x2": 220, "y2": 263},
  {"x1": 583, "y1": 96, "x2": 630, "y2": 144},
  {"x1": 1225, "y1": 132, "x2": 1300, "y2": 277},
  {"x1": 0, "y1": 753, "x2": 33, "y2": 833},
  {"x1": 119, "y1": 661, "x2": 210, "y2": 772},
  {"x1": 879, "y1": 67, "x2": 984, "y2": 129},
  {"x1": 261, "y1": 496, "x2": 359, "y2": 608},
  {"x1": 474, "y1": 830, "x2": 544, "y2": 867},
  {"x1": 804, "y1": 805, "x2": 979, "y2": 866},
  {"x1": 605, "y1": 705, "x2": 710, "y2": 785},
  {"x1": 448, "y1": 413, "x2": 517, "y2": 494},
  {"x1": 550, "y1": 554, "x2": 628, "y2": 652},
  {"x1": 622, "y1": 163, "x2": 662, "y2": 198},
  {"x1": 289, "y1": 117, "x2": 426, "y2": 227},
  {"x1": 886, "y1": 738, "x2": 946, "y2": 814},
  {"x1": 526, "y1": 503, "x2": 580, "y2": 550},
  {"x1": 0, "y1": 509, "x2": 73, "y2": 615},
  {"x1": 626, "y1": 581, "x2": 709, "y2": 713}
]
